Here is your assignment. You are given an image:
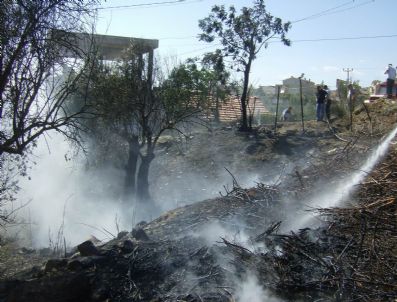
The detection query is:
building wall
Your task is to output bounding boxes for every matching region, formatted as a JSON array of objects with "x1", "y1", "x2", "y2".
[
  {"x1": 282, "y1": 77, "x2": 316, "y2": 95},
  {"x1": 259, "y1": 85, "x2": 277, "y2": 95},
  {"x1": 216, "y1": 96, "x2": 269, "y2": 123}
]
